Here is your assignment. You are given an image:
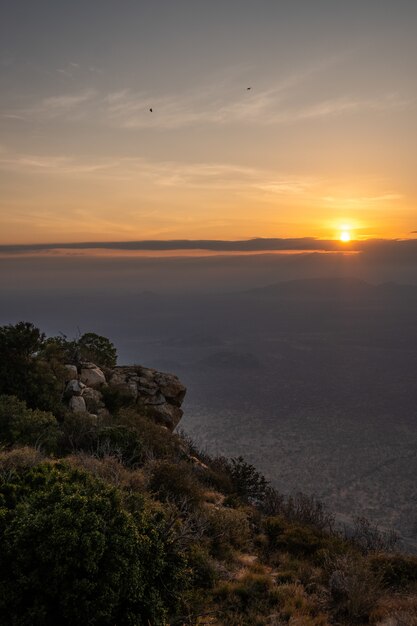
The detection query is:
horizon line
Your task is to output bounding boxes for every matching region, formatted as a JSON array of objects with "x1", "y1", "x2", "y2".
[{"x1": 1, "y1": 236, "x2": 416, "y2": 255}]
